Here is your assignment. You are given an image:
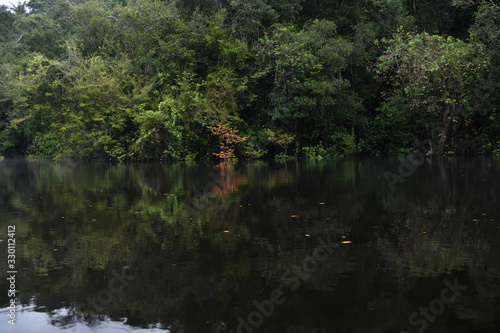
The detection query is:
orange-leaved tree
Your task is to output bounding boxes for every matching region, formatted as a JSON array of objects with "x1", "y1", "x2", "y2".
[{"x1": 208, "y1": 124, "x2": 247, "y2": 161}]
